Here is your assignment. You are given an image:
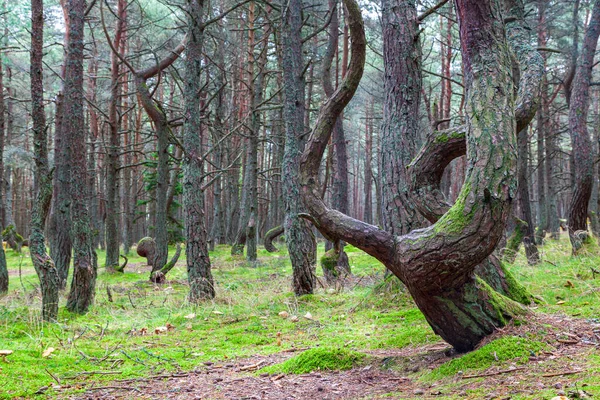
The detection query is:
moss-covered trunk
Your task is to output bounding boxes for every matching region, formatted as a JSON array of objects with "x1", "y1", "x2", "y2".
[{"x1": 300, "y1": 0, "x2": 540, "y2": 351}]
